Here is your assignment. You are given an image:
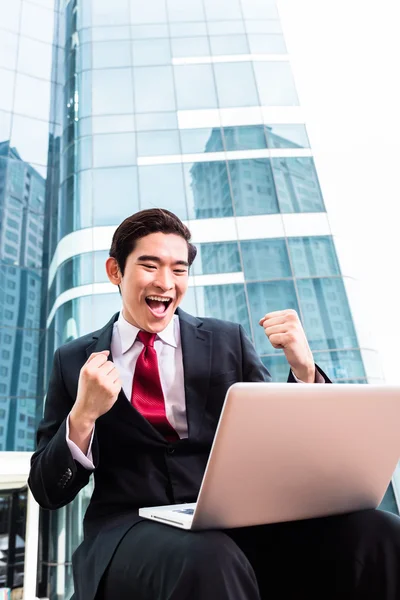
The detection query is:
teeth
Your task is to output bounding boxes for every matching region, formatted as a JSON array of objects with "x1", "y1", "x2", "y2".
[{"x1": 147, "y1": 296, "x2": 171, "y2": 302}]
